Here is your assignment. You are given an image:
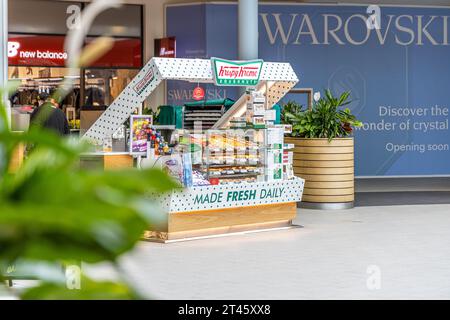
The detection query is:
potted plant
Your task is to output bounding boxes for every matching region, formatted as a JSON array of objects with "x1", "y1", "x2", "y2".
[{"x1": 282, "y1": 89, "x2": 362, "y2": 209}]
